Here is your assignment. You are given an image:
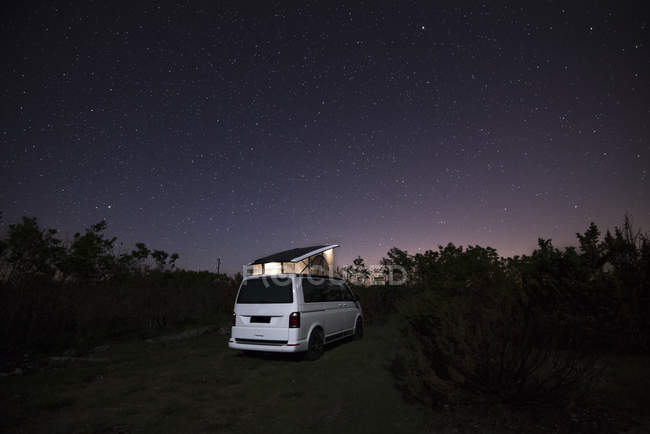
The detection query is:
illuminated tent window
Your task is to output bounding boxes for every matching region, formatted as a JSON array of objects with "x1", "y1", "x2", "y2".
[
  {"x1": 296, "y1": 253, "x2": 328, "y2": 275},
  {"x1": 246, "y1": 245, "x2": 338, "y2": 276},
  {"x1": 264, "y1": 262, "x2": 282, "y2": 275},
  {"x1": 281, "y1": 262, "x2": 296, "y2": 273}
]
